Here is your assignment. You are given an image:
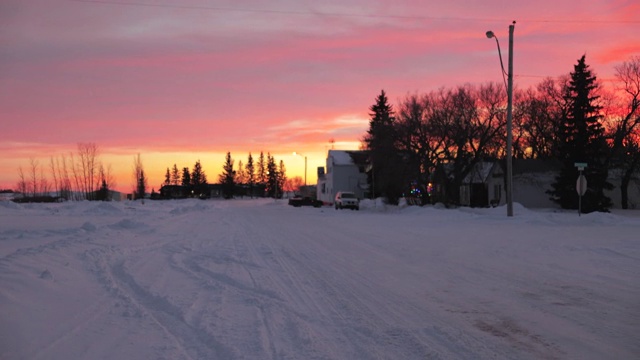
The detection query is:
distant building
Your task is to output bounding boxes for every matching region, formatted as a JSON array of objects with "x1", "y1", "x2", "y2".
[
  {"x1": 460, "y1": 161, "x2": 505, "y2": 207},
  {"x1": 317, "y1": 150, "x2": 369, "y2": 204},
  {"x1": 431, "y1": 161, "x2": 505, "y2": 207},
  {"x1": 108, "y1": 190, "x2": 126, "y2": 201}
]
